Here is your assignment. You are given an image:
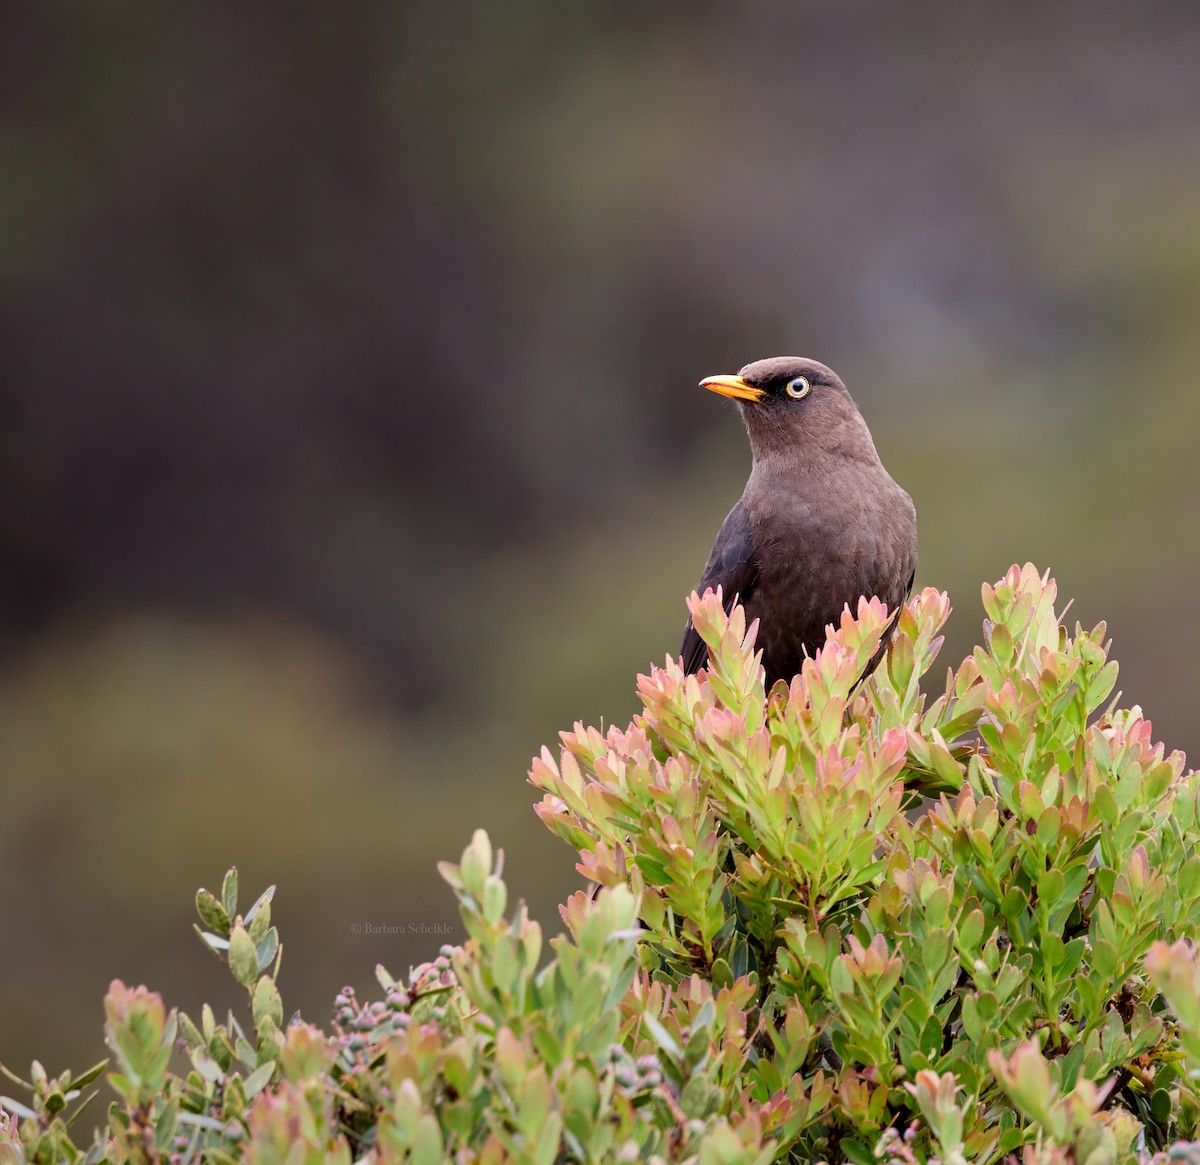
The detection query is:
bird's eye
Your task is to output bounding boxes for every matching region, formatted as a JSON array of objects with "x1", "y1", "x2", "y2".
[{"x1": 785, "y1": 376, "x2": 811, "y2": 400}]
